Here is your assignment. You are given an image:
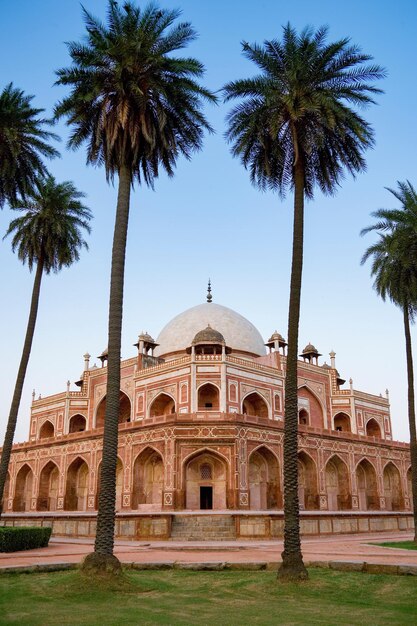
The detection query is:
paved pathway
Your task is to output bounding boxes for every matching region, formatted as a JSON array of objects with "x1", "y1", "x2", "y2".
[{"x1": 1, "y1": 532, "x2": 416, "y2": 570}]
